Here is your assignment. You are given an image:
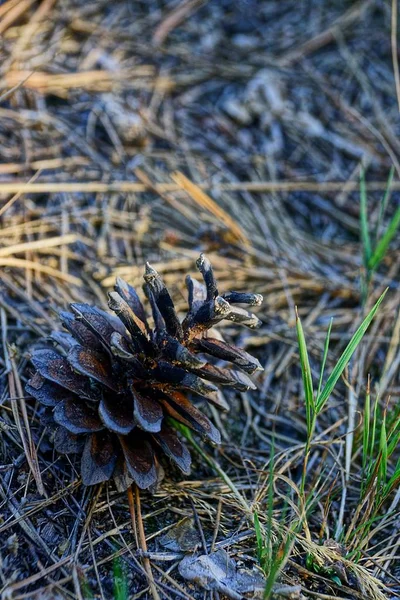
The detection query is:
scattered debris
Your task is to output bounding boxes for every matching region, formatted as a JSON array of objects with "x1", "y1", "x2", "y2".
[{"x1": 179, "y1": 549, "x2": 266, "y2": 599}]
